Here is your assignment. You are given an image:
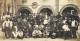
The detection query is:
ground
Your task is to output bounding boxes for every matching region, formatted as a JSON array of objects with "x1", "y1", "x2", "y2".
[{"x1": 0, "y1": 38, "x2": 80, "y2": 41}]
